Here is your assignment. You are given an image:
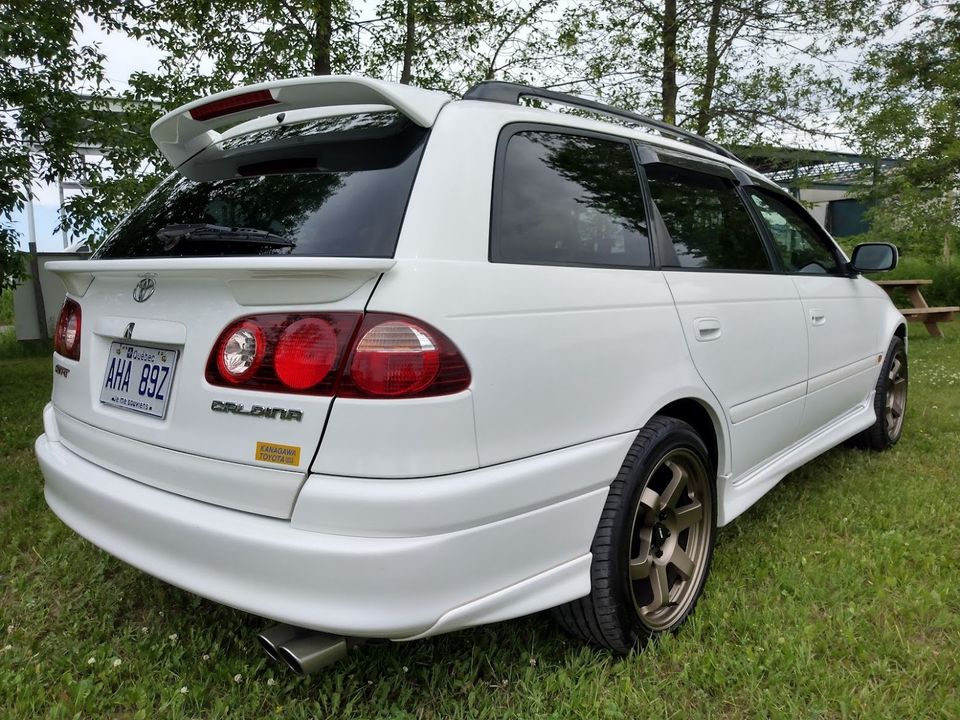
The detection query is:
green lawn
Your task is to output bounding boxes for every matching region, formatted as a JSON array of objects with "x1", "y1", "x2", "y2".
[{"x1": 1, "y1": 326, "x2": 958, "y2": 719}]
